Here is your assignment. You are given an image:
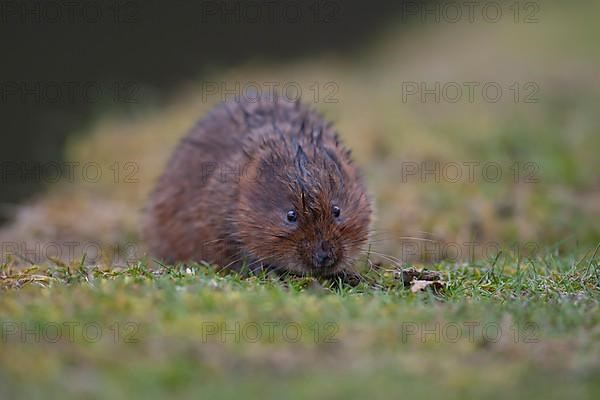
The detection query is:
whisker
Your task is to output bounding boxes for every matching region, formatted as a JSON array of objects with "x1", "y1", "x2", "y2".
[
  {"x1": 201, "y1": 238, "x2": 224, "y2": 246},
  {"x1": 367, "y1": 235, "x2": 440, "y2": 243},
  {"x1": 358, "y1": 250, "x2": 405, "y2": 268}
]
